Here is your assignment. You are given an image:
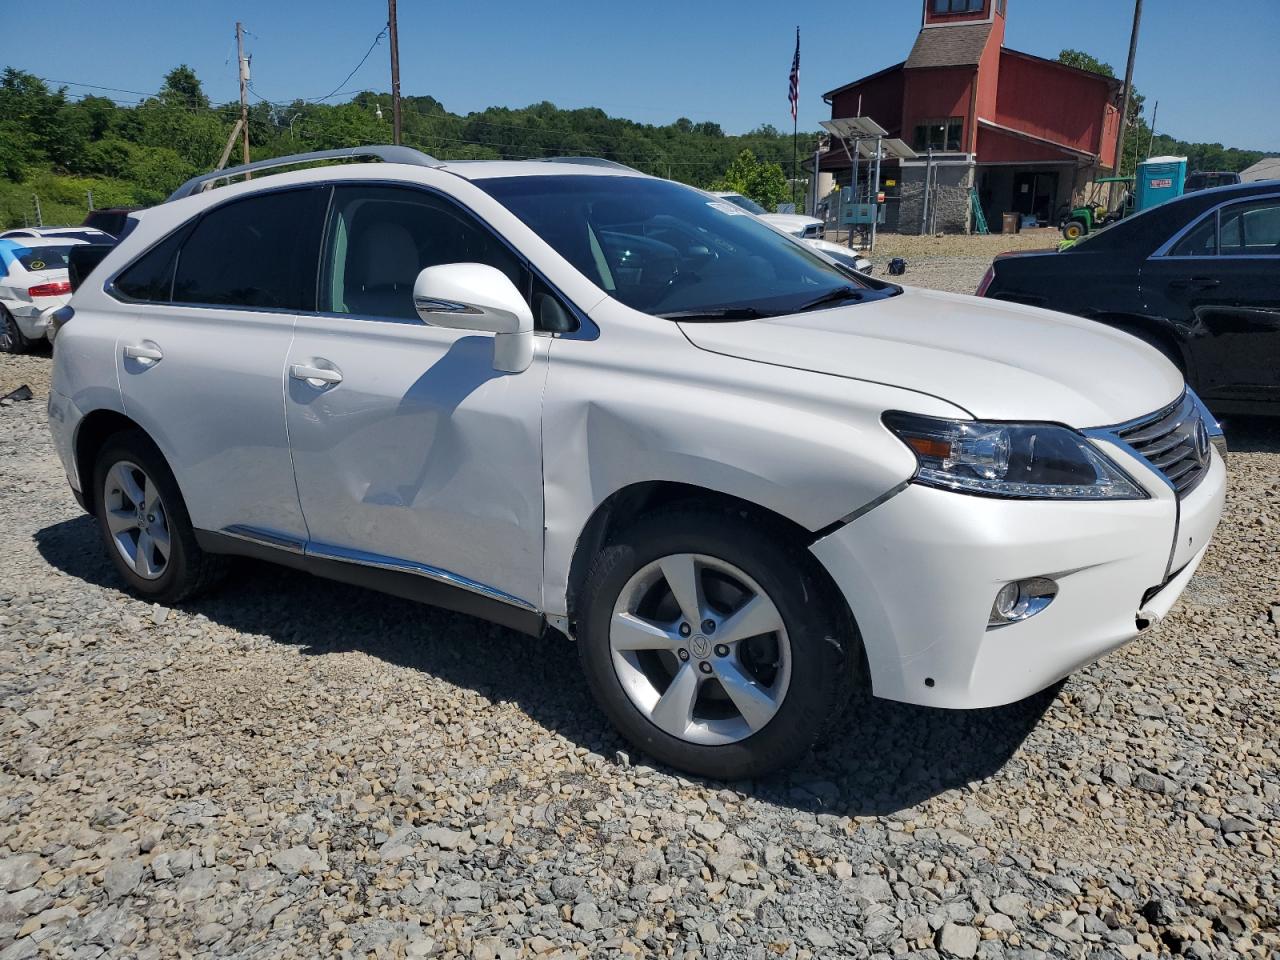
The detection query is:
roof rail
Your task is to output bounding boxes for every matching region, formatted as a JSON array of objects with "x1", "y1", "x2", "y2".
[
  {"x1": 166, "y1": 145, "x2": 440, "y2": 202},
  {"x1": 538, "y1": 156, "x2": 641, "y2": 172}
]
